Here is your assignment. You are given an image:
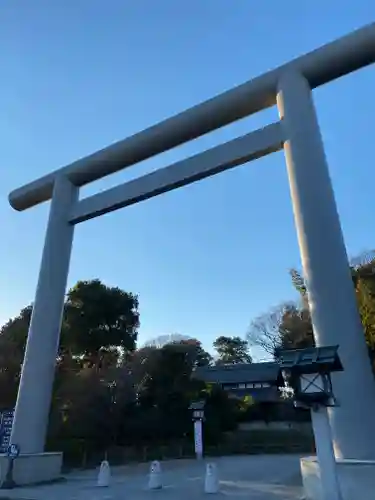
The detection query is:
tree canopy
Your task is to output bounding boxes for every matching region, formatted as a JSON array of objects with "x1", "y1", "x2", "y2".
[
  {"x1": 0, "y1": 280, "x2": 242, "y2": 465},
  {"x1": 213, "y1": 336, "x2": 252, "y2": 364},
  {"x1": 61, "y1": 279, "x2": 139, "y2": 367}
]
